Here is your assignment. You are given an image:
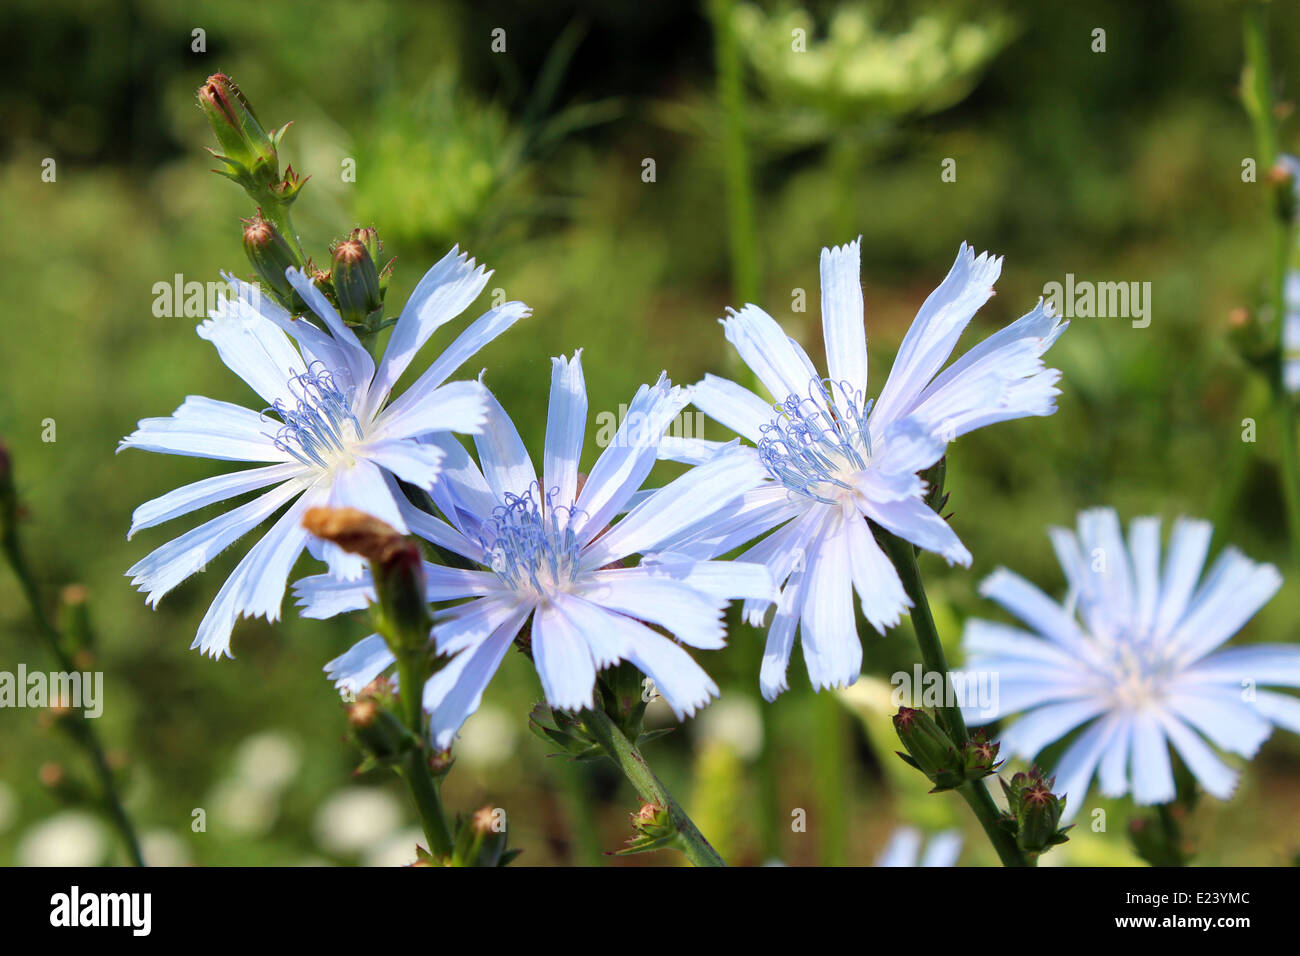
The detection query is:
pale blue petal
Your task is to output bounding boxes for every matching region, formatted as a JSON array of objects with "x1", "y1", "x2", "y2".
[
  {"x1": 129, "y1": 462, "x2": 304, "y2": 538},
  {"x1": 1171, "y1": 550, "x2": 1281, "y2": 664},
  {"x1": 127, "y1": 479, "x2": 305, "y2": 605},
  {"x1": 1000, "y1": 699, "x2": 1107, "y2": 758},
  {"x1": 871, "y1": 243, "x2": 1003, "y2": 428},
  {"x1": 369, "y1": 246, "x2": 490, "y2": 409},
  {"x1": 358, "y1": 438, "x2": 446, "y2": 492},
  {"x1": 1165, "y1": 685, "x2": 1272, "y2": 757},
  {"x1": 197, "y1": 296, "x2": 306, "y2": 407},
  {"x1": 423, "y1": 611, "x2": 528, "y2": 750},
  {"x1": 720, "y1": 304, "x2": 820, "y2": 402},
  {"x1": 579, "y1": 448, "x2": 767, "y2": 569},
  {"x1": 819, "y1": 237, "x2": 869, "y2": 393},
  {"x1": 760, "y1": 566, "x2": 807, "y2": 701},
  {"x1": 799, "y1": 515, "x2": 861, "y2": 692},
  {"x1": 1152, "y1": 516, "x2": 1213, "y2": 640},
  {"x1": 844, "y1": 512, "x2": 911, "y2": 634},
  {"x1": 578, "y1": 571, "x2": 727, "y2": 649},
  {"x1": 433, "y1": 595, "x2": 526, "y2": 656},
  {"x1": 574, "y1": 376, "x2": 689, "y2": 543},
  {"x1": 472, "y1": 389, "x2": 537, "y2": 501},
  {"x1": 373, "y1": 379, "x2": 490, "y2": 442},
  {"x1": 863, "y1": 496, "x2": 972, "y2": 566},
  {"x1": 1051, "y1": 716, "x2": 1119, "y2": 822},
  {"x1": 324, "y1": 634, "x2": 395, "y2": 694},
  {"x1": 382, "y1": 300, "x2": 531, "y2": 422},
  {"x1": 531, "y1": 603, "x2": 597, "y2": 712},
  {"x1": 1157, "y1": 712, "x2": 1238, "y2": 800},
  {"x1": 1129, "y1": 710, "x2": 1176, "y2": 805},
  {"x1": 691, "y1": 373, "x2": 774, "y2": 444},
  {"x1": 284, "y1": 266, "x2": 375, "y2": 393},
  {"x1": 119, "y1": 396, "x2": 291, "y2": 463},
  {"x1": 543, "y1": 351, "x2": 587, "y2": 508}
]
